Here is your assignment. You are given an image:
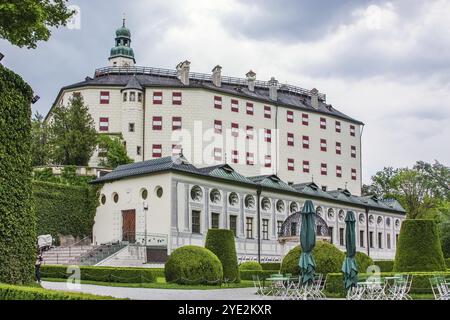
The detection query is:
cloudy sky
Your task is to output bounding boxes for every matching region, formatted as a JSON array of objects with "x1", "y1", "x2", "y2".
[{"x1": 1, "y1": 0, "x2": 449, "y2": 183}]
